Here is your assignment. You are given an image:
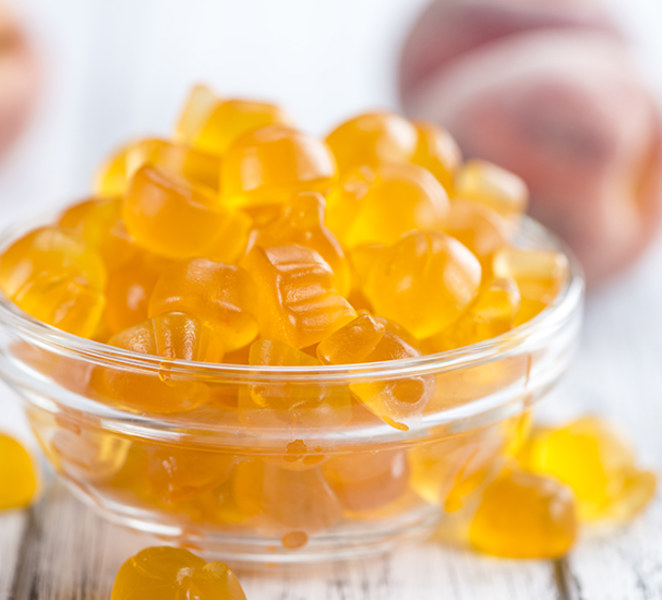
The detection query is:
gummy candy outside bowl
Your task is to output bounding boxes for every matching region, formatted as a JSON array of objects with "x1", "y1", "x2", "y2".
[{"x1": 0, "y1": 215, "x2": 583, "y2": 564}]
